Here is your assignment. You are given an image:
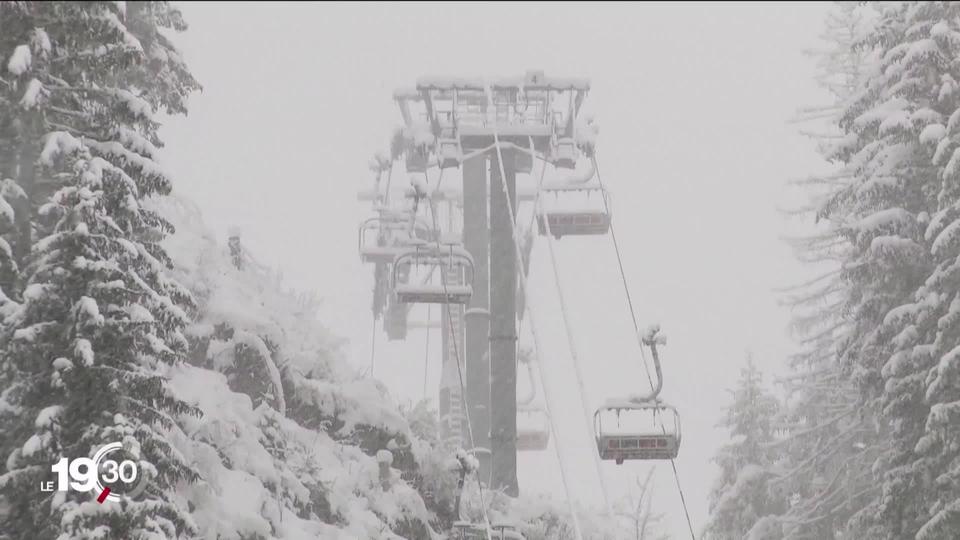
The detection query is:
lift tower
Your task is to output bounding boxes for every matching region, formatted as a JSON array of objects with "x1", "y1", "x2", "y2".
[{"x1": 395, "y1": 71, "x2": 589, "y2": 495}]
